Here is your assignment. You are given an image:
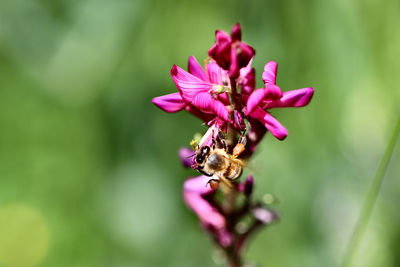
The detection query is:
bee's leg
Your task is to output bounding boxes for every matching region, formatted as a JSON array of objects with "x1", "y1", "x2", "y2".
[
  {"x1": 206, "y1": 178, "x2": 220, "y2": 190},
  {"x1": 233, "y1": 135, "x2": 247, "y2": 158},
  {"x1": 212, "y1": 136, "x2": 216, "y2": 150},
  {"x1": 217, "y1": 131, "x2": 227, "y2": 152},
  {"x1": 211, "y1": 129, "x2": 218, "y2": 149},
  {"x1": 238, "y1": 135, "x2": 247, "y2": 146}
]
